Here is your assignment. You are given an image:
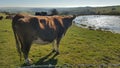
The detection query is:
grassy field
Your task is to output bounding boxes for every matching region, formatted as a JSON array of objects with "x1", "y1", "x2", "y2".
[{"x1": 0, "y1": 13, "x2": 120, "y2": 68}]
